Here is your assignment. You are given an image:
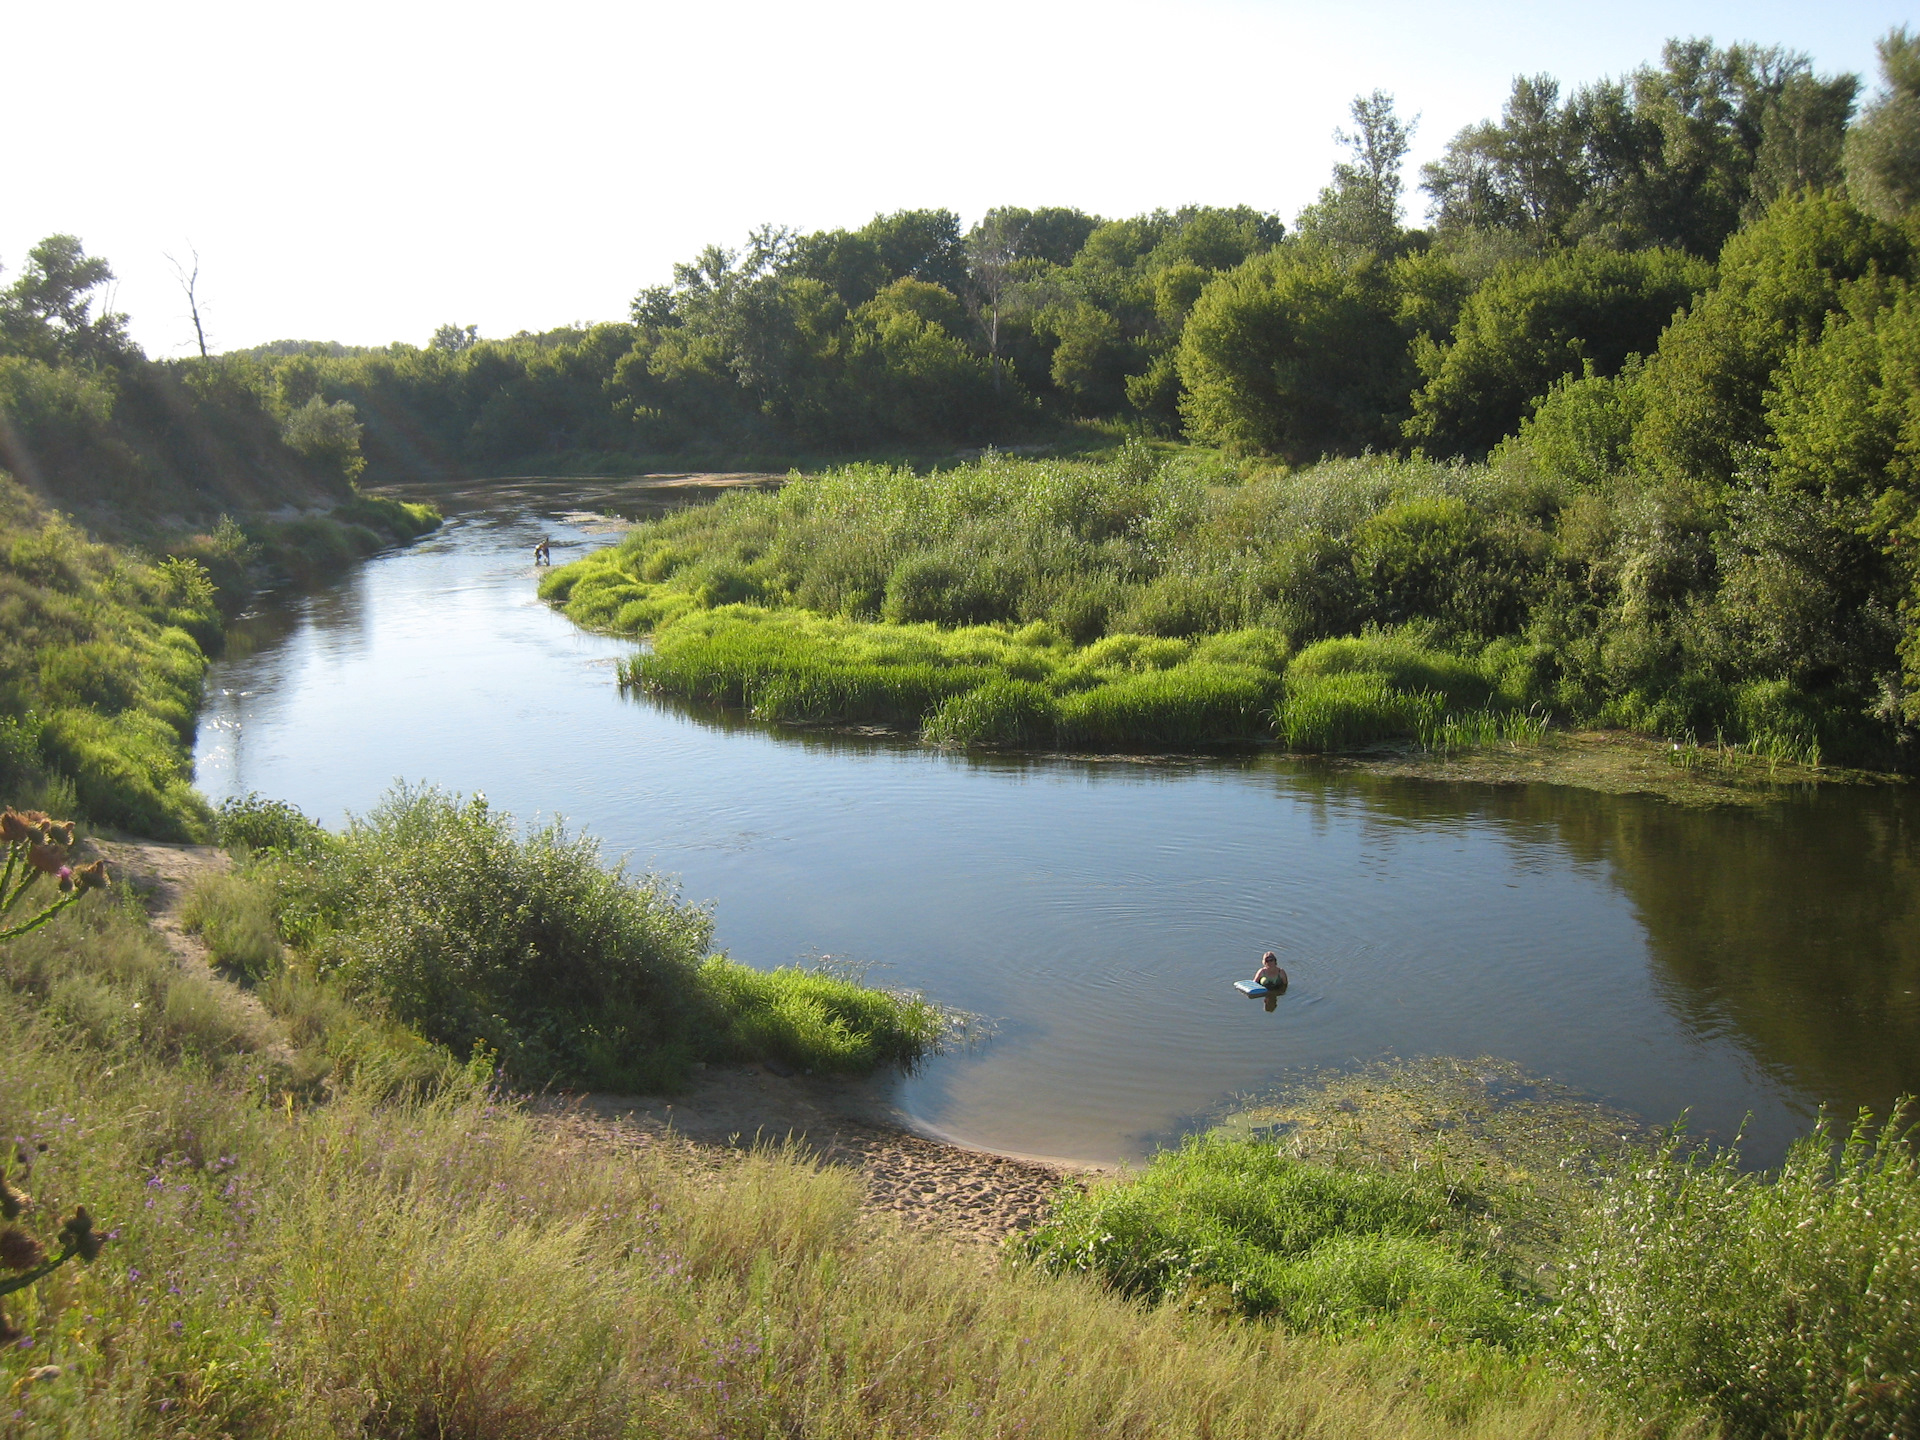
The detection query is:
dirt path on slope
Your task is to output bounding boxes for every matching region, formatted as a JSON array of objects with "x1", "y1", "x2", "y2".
[{"x1": 81, "y1": 837, "x2": 290, "y2": 1060}]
